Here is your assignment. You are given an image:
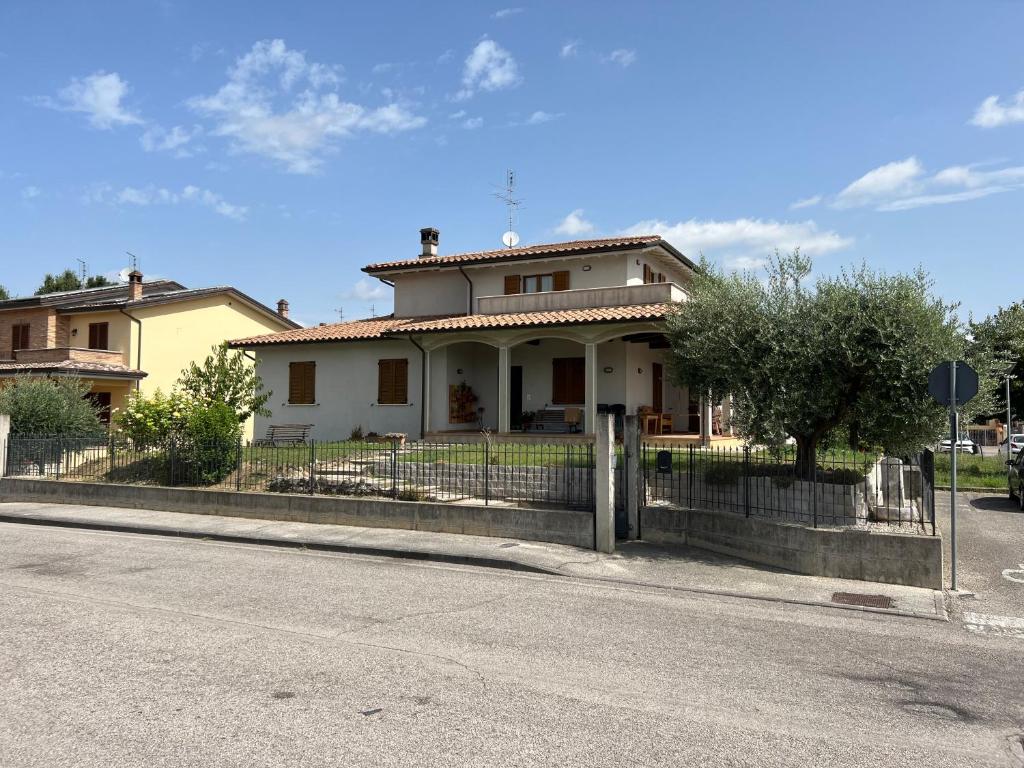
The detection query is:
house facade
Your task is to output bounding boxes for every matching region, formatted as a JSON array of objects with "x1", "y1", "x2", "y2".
[
  {"x1": 0, "y1": 271, "x2": 299, "y2": 437},
  {"x1": 232, "y1": 231, "x2": 732, "y2": 441}
]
